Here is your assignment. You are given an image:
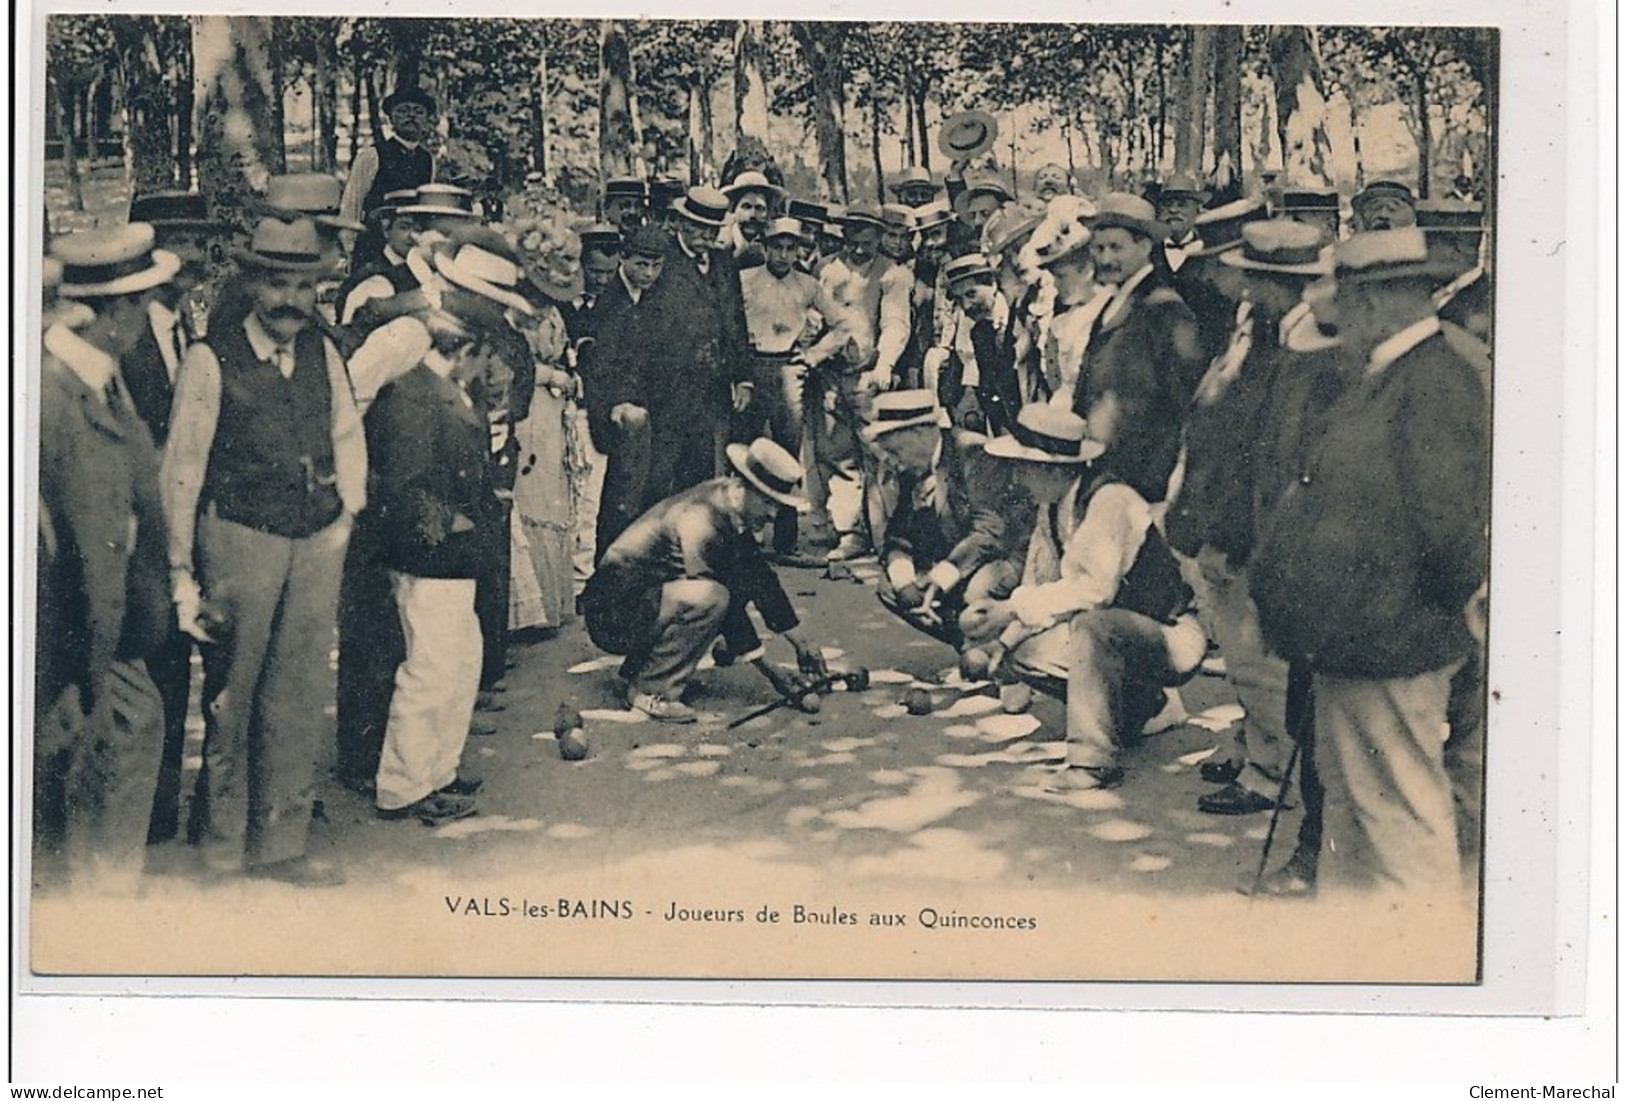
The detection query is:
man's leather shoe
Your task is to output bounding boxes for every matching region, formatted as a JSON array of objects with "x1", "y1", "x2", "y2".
[
  {"x1": 248, "y1": 856, "x2": 347, "y2": 888},
  {"x1": 1254, "y1": 858, "x2": 1317, "y2": 899},
  {"x1": 1198, "y1": 782, "x2": 1279, "y2": 815},
  {"x1": 437, "y1": 775, "x2": 483, "y2": 797},
  {"x1": 1199, "y1": 757, "x2": 1243, "y2": 784}
]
